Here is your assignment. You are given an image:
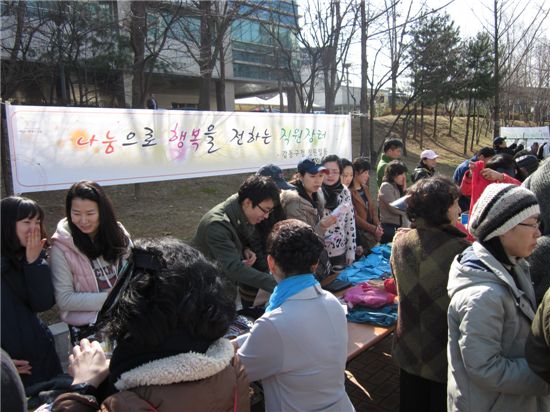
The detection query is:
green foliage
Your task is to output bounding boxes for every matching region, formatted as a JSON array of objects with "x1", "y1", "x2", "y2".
[
  {"x1": 408, "y1": 12, "x2": 462, "y2": 105},
  {"x1": 460, "y1": 32, "x2": 495, "y2": 101}
]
